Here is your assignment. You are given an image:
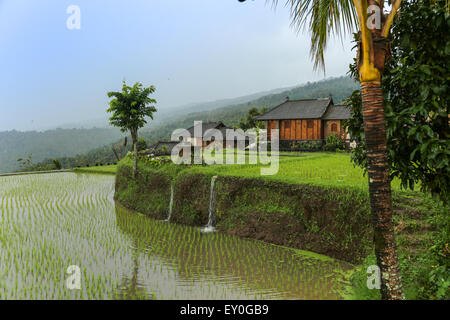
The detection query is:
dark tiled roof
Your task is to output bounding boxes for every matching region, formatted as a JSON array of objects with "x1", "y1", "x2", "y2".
[
  {"x1": 322, "y1": 104, "x2": 351, "y2": 120},
  {"x1": 147, "y1": 141, "x2": 179, "y2": 155},
  {"x1": 152, "y1": 141, "x2": 178, "y2": 149},
  {"x1": 186, "y1": 121, "x2": 231, "y2": 137},
  {"x1": 255, "y1": 98, "x2": 332, "y2": 120}
]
